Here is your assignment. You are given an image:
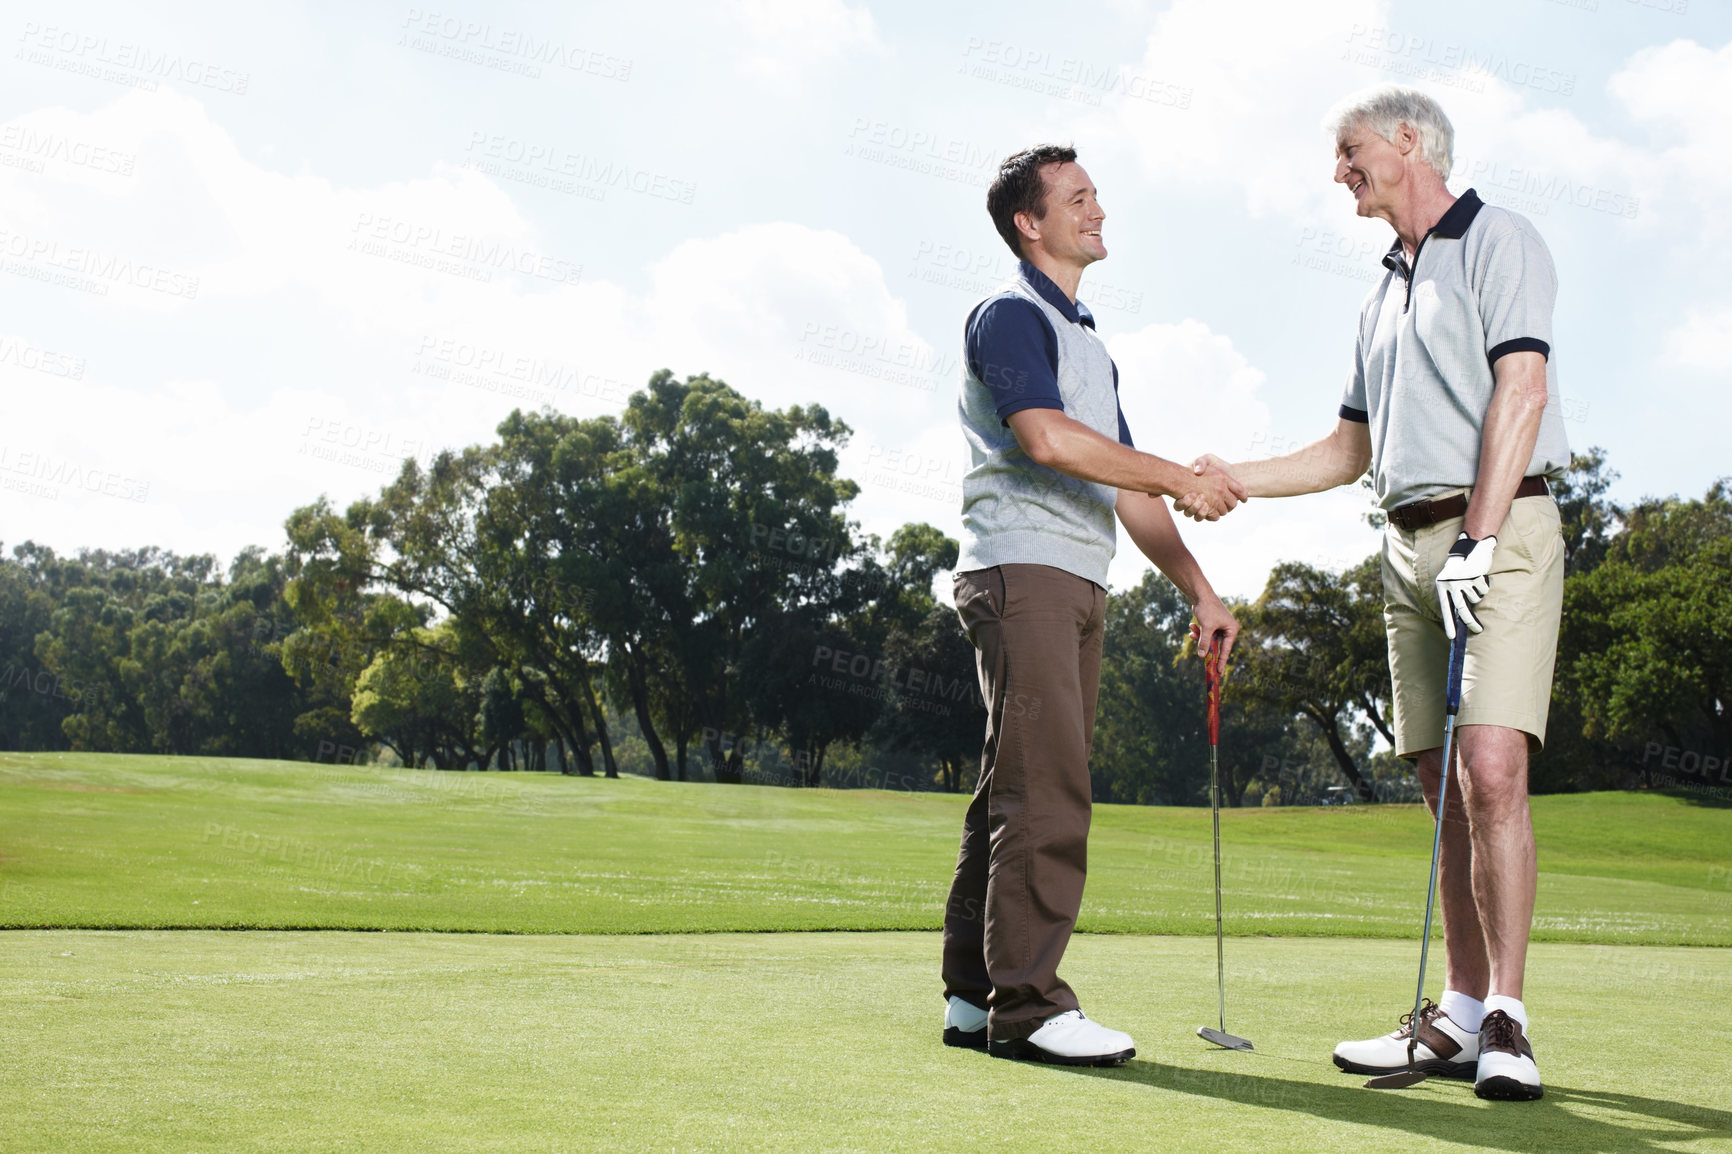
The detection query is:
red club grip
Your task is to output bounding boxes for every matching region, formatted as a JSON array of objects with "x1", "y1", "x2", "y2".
[{"x1": 1206, "y1": 636, "x2": 1221, "y2": 747}]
